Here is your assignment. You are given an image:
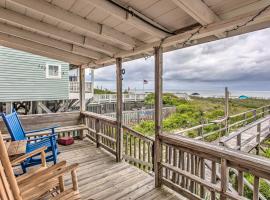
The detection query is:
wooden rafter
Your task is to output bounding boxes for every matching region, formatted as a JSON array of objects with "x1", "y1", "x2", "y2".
[
  {"x1": 0, "y1": 22, "x2": 105, "y2": 60},
  {"x1": 8, "y1": 0, "x2": 141, "y2": 49},
  {"x1": 94, "y1": 7, "x2": 270, "y2": 66},
  {"x1": 0, "y1": 7, "x2": 120, "y2": 56},
  {"x1": 0, "y1": 32, "x2": 93, "y2": 65},
  {"x1": 171, "y1": 0, "x2": 226, "y2": 38}
]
